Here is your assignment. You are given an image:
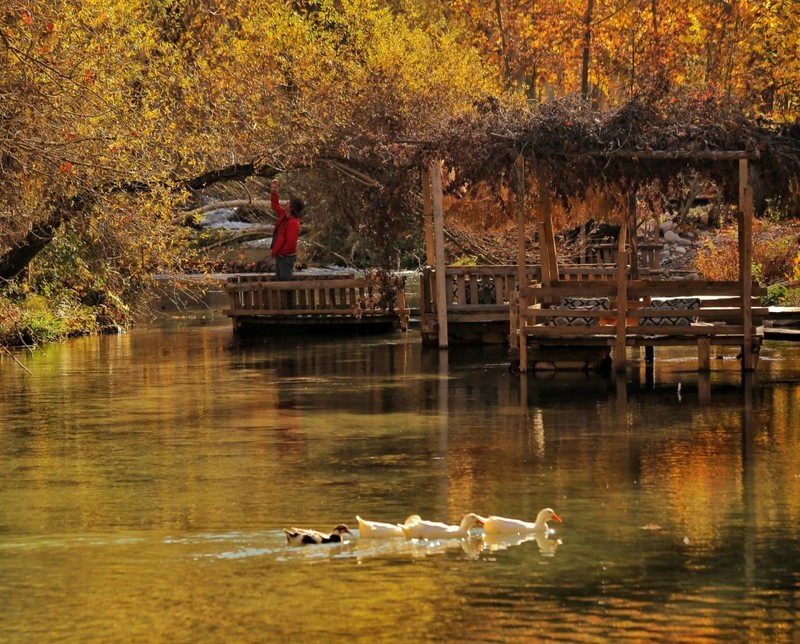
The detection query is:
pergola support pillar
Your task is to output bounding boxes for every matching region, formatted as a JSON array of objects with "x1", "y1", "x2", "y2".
[
  {"x1": 429, "y1": 159, "x2": 449, "y2": 349},
  {"x1": 739, "y1": 159, "x2": 755, "y2": 371}
]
